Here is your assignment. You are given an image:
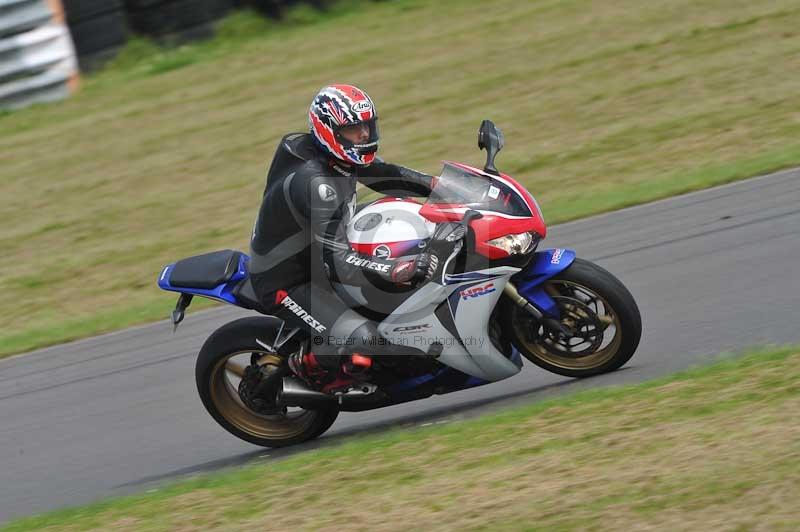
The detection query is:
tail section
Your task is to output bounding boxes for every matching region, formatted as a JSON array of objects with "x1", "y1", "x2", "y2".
[{"x1": 158, "y1": 249, "x2": 250, "y2": 306}]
